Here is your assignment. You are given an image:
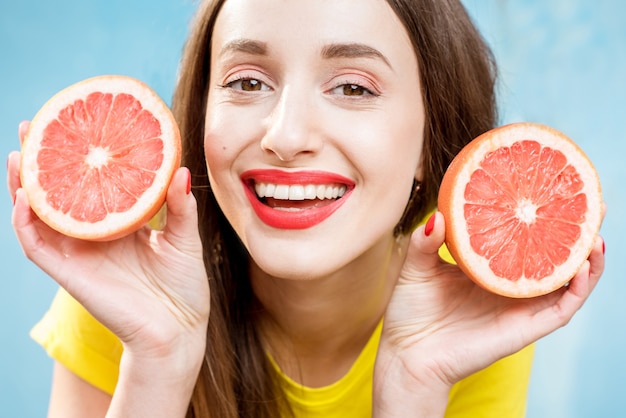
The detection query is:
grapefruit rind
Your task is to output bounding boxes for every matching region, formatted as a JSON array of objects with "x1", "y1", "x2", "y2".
[
  {"x1": 439, "y1": 123, "x2": 602, "y2": 298},
  {"x1": 20, "y1": 75, "x2": 181, "y2": 241}
]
